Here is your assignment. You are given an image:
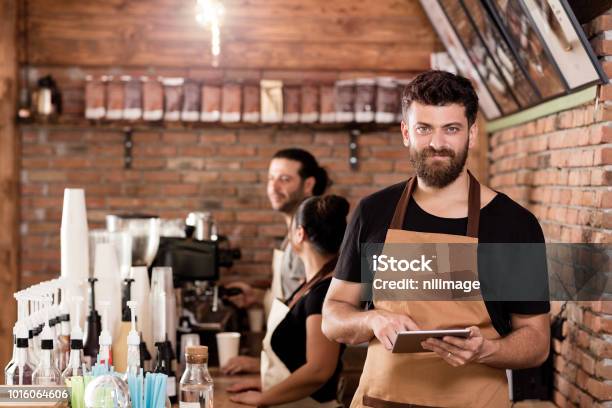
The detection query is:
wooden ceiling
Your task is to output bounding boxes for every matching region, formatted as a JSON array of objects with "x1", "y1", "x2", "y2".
[{"x1": 23, "y1": 0, "x2": 441, "y2": 71}]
